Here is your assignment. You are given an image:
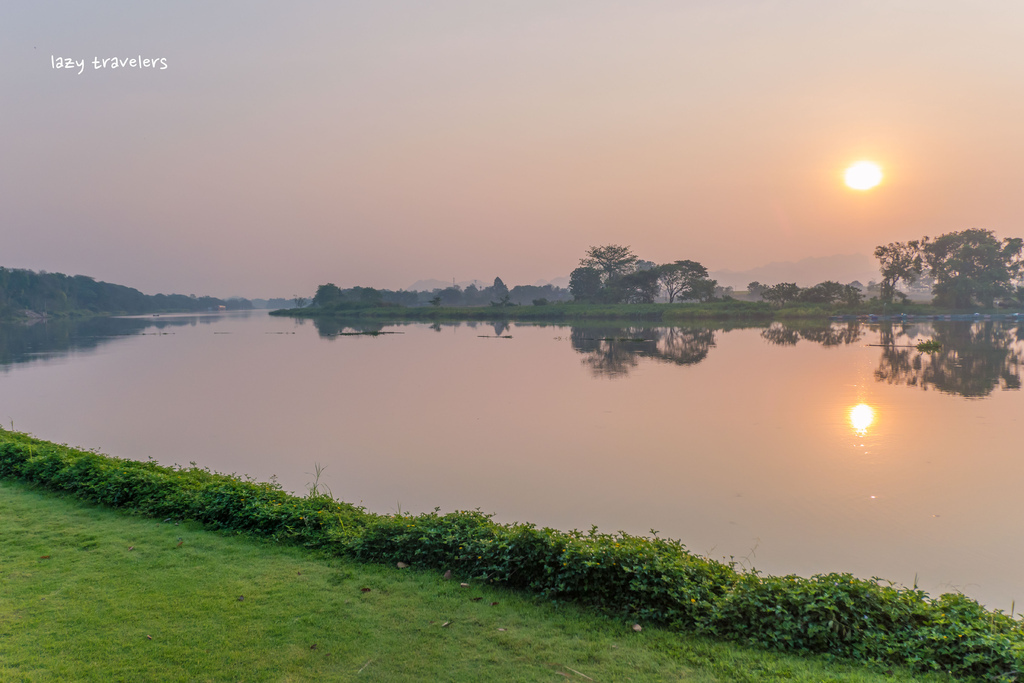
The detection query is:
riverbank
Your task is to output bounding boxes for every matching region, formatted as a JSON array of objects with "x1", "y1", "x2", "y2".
[
  {"x1": 270, "y1": 299, "x2": 1024, "y2": 324},
  {"x1": 1, "y1": 479, "x2": 952, "y2": 682},
  {"x1": 1, "y1": 428, "x2": 1020, "y2": 680}
]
